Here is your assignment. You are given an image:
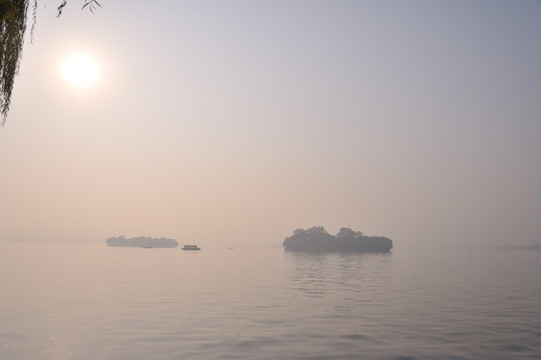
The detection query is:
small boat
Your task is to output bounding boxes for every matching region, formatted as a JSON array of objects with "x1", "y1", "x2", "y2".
[{"x1": 182, "y1": 245, "x2": 201, "y2": 251}]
